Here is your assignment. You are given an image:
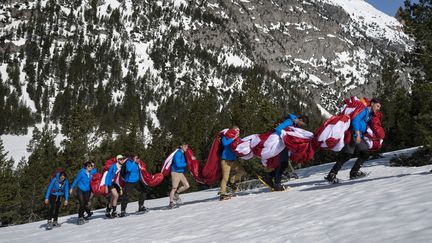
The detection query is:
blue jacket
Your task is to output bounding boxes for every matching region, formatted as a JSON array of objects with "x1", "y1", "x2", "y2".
[
  {"x1": 275, "y1": 114, "x2": 298, "y2": 136},
  {"x1": 71, "y1": 168, "x2": 94, "y2": 192},
  {"x1": 45, "y1": 173, "x2": 69, "y2": 200},
  {"x1": 123, "y1": 159, "x2": 141, "y2": 183},
  {"x1": 351, "y1": 108, "x2": 370, "y2": 138},
  {"x1": 172, "y1": 149, "x2": 187, "y2": 173},
  {"x1": 221, "y1": 135, "x2": 237, "y2": 161},
  {"x1": 105, "y1": 163, "x2": 120, "y2": 187}
]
